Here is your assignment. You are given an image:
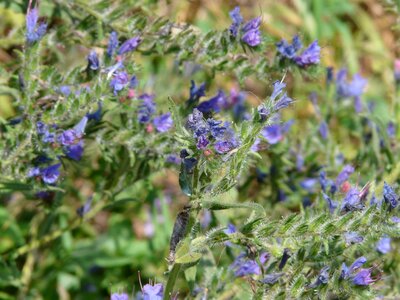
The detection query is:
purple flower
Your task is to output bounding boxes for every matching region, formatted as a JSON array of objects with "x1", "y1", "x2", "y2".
[
  {"x1": 166, "y1": 155, "x2": 181, "y2": 164},
  {"x1": 241, "y1": 28, "x2": 261, "y2": 47},
  {"x1": 107, "y1": 31, "x2": 119, "y2": 58},
  {"x1": 352, "y1": 269, "x2": 375, "y2": 286},
  {"x1": 153, "y1": 113, "x2": 173, "y2": 132},
  {"x1": 214, "y1": 140, "x2": 235, "y2": 153},
  {"x1": 300, "y1": 178, "x2": 318, "y2": 192},
  {"x1": 138, "y1": 94, "x2": 156, "y2": 123},
  {"x1": 196, "y1": 135, "x2": 209, "y2": 150},
  {"x1": 129, "y1": 76, "x2": 138, "y2": 88},
  {"x1": 278, "y1": 248, "x2": 291, "y2": 270},
  {"x1": 230, "y1": 253, "x2": 261, "y2": 277},
  {"x1": 213, "y1": 122, "x2": 239, "y2": 154},
  {"x1": 261, "y1": 121, "x2": 293, "y2": 145},
  {"x1": 86, "y1": 102, "x2": 102, "y2": 122},
  {"x1": 383, "y1": 182, "x2": 398, "y2": 209},
  {"x1": 336, "y1": 69, "x2": 367, "y2": 112},
  {"x1": 118, "y1": 36, "x2": 141, "y2": 55},
  {"x1": 27, "y1": 167, "x2": 41, "y2": 178},
  {"x1": 58, "y1": 129, "x2": 79, "y2": 146},
  {"x1": 344, "y1": 232, "x2": 364, "y2": 245},
  {"x1": 391, "y1": 216, "x2": 400, "y2": 223},
  {"x1": 26, "y1": 8, "x2": 47, "y2": 44},
  {"x1": 186, "y1": 109, "x2": 204, "y2": 131},
  {"x1": 207, "y1": 119, "x2": 226, "y2": 138},
  {"x1": 224, "y1": 223, "x2": 237, "y2": 234},
  {"x1": 110, "y1": 293, "x2": 129, "y2": 300},
  {"x1": 41, "y1": 163, "x2": 61, "y2": 184},
  {"x1": 36, "y1": 121, "x2": 48, "y2": 135},
  {"x1": 270, "y1": 81, "x2": 287, "y2": 101},
  {"x1": 273, "y1": 93, "x2": 293, "y2": 112},
  {"x1": 143, "y1": 283, "x2": 163, "y2": 300},
  {"x1": 322, "y1": 192, "x2": 338, "y2": 214},
  {"x1": 319, "y1": 121, "x2": 328, "y2": 139},
  {"x1": 276, "y1": 35, "x2": 302, "y2": 59},
  {"x1": 87, "y1": 51, "x2": 99, "y2": 70},
  {"x1": 349, "y1": 257, "x2": 367, "y2": 273},
  {"x1": 387, "y1": 121, "x2": 396, "y2": 138},
  {"x1": 294, "y1": 40, "x2": 320, "y2": 67},
  {"x1": 110, "y1": 71, "x2": 129, "y2": 95},
  {"x1": 241, "y1": 17, "x2": 261, "y2": 47},
  {"x1": 341, "y1": 188, "x2": 364, "y2": 212},
  {"x1": 59, "y1": 85, "x2": 71, "y2": 96},
  {"x1": 197, "y1": 90, "x2": 225, "y2": 113},
  {"x1": 187, "y1": 80, "x2": 206, "y2": 105},
  {"x1": 229, "y1": 6, "x2": 243, "y2": 37},
  {"x1": 376, "y1": 236, "x2": 391, "y2": 254},
  {"x1": 257, "y1": 104, "x2": 270, "y2": 121},
  {"x1": 64, "y1": 140, "x2": 84, "y2": 161},
  {"x1": 336, "y1": 164, "x2": 354, "y2": 187},
  {"x1": 309, "y1": 266, "x2": 330, "y2": 288},
  {"x1": 74, "y1": 116, "x2": 88, "y2": 137}
]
